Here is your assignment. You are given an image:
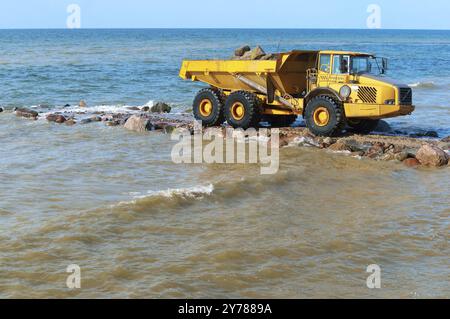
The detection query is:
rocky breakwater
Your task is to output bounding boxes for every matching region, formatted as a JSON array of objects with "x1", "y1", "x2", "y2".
[
  {"x1": 278, "y1": 127, "x2": 449, "y2": 168},
  {"x1": 5, "y1": 101, "x2": 448, "y2": 169}
]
